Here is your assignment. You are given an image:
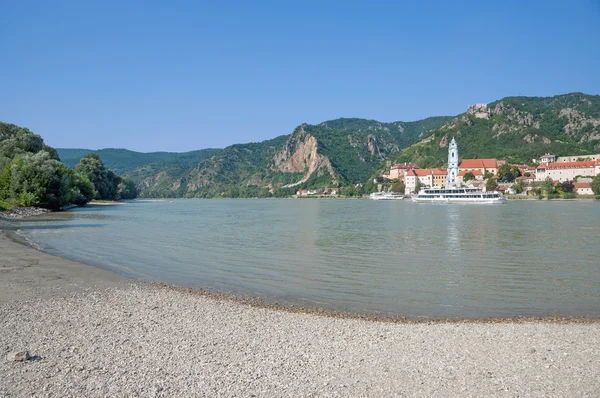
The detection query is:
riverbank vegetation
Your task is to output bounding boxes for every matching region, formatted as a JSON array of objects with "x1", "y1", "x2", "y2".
[{"x1": 0, "y1": 122, "x2": 136, "y2": 210}]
